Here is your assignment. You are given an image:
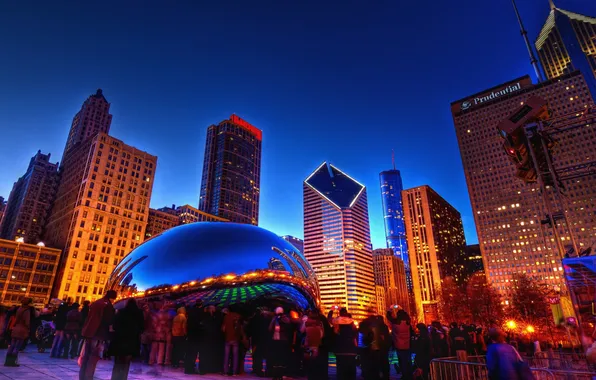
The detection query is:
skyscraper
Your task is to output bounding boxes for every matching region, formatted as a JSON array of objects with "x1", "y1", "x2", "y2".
[
  {"x1": 451, "y1": 71, "x2": 596, "y2": 303},
  {"x1": 402, "y1": 185, "x2": 467, "y2": 323},
  {"x1": 379, "y1": 159, "x2": 411, "y2": 291},
  {"x1": 45, "y1": 132, "x2": 157, "y2": 303},
  {"x1": 199, "y1": 115, "x2": 262, "y2": 225},
  {"x1": 372, "y1": 248, "x2": 409, "y2": 313},
  {"x1": 303, "y1": 162, "x2": 376, "y2": 321},
  {"x1": 62, "y1": 89, "x2": 112, "y2": 161},
  {"x1": 0, "y1": 151, "x2": 59, "y2": 244},
  {"x1": 535, "y1": 4, "x2": 596, "y2": 97},
  {"x1": 0, "y1": 197, "x2": 6, "y2": 225}
]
